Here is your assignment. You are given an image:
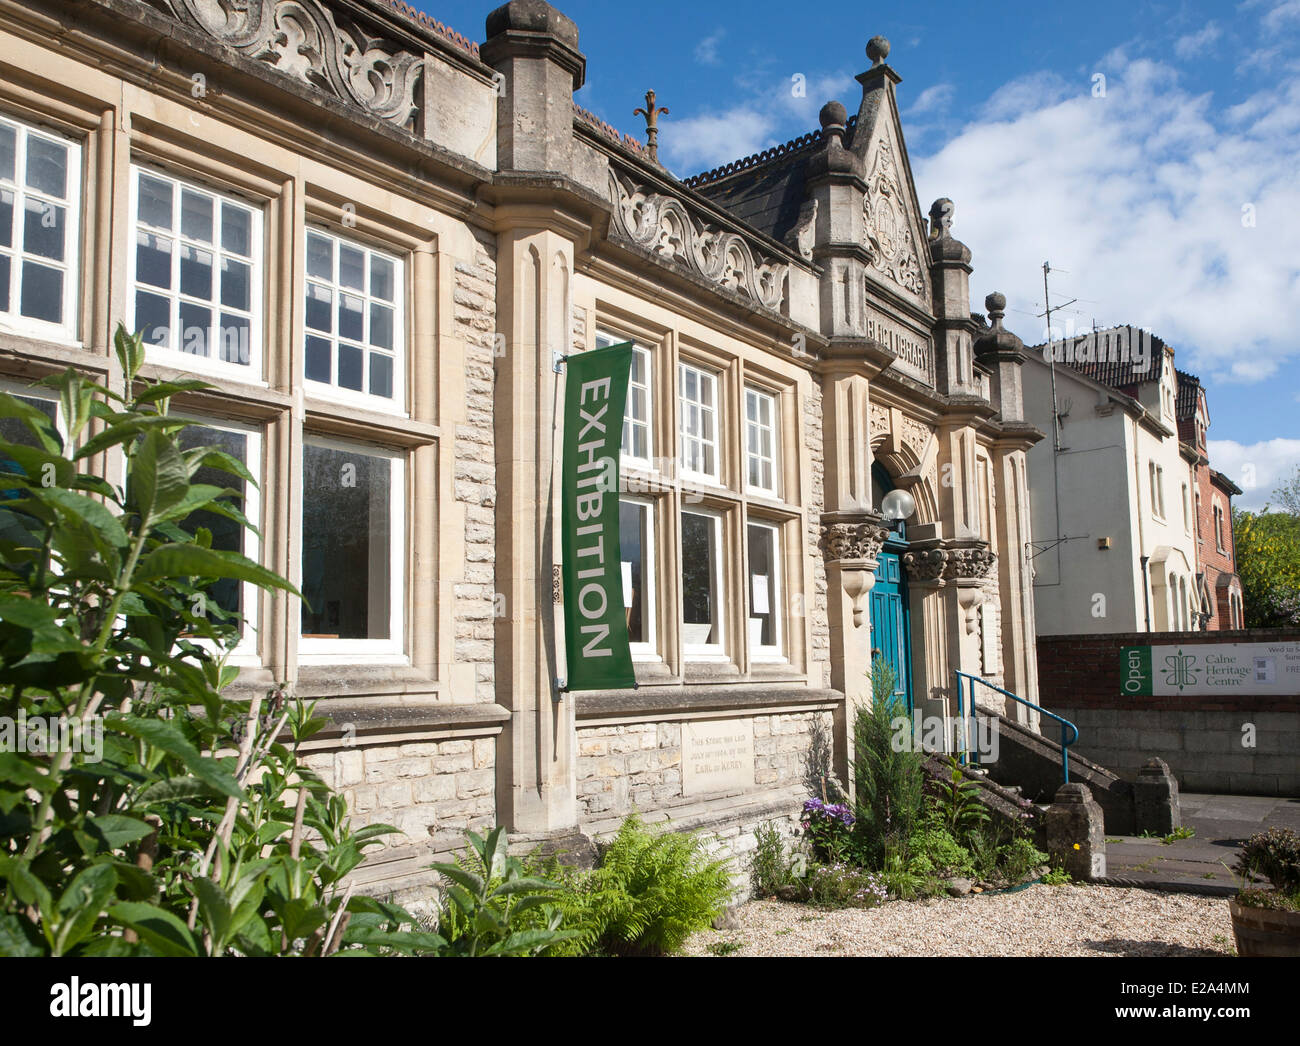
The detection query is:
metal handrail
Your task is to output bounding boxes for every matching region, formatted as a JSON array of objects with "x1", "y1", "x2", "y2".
[{"x1": 953, "y1": 670, "x2": 1080, "y2": 784}]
